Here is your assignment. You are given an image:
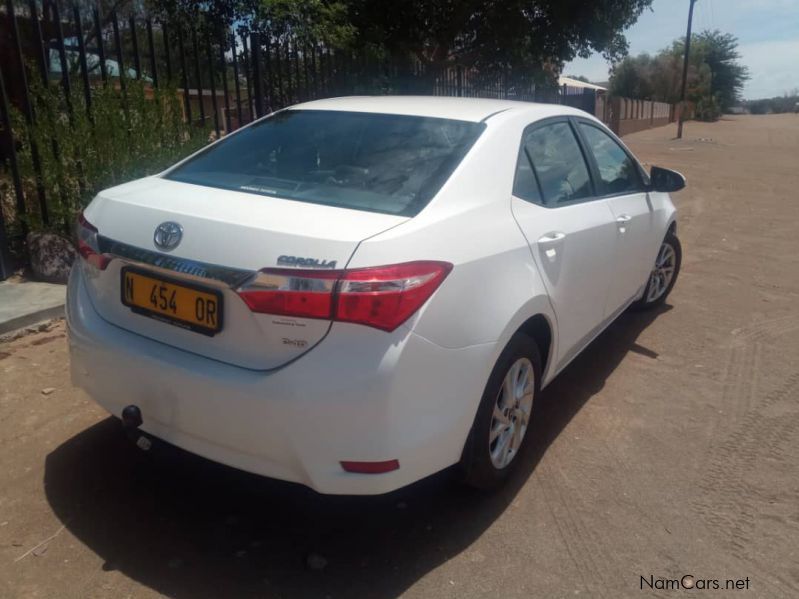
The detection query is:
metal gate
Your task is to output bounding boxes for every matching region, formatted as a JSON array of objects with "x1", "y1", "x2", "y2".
[{"x1": 560, "y1": 87, "x2": 597, "y2": 114}]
